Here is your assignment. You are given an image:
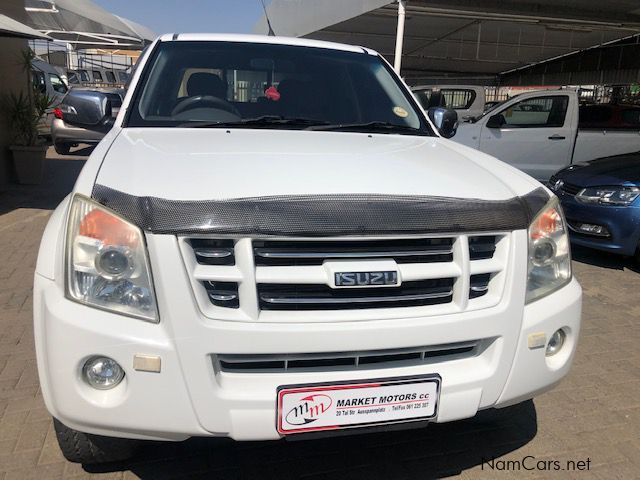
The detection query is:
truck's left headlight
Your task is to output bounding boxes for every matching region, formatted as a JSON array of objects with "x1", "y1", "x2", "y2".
[
  {"x1": 526, "y1": 197, "x2": 571, "y2": 303},
  {"x1": 65, "y1": 194, "x2": 158, "y2": 322}
]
